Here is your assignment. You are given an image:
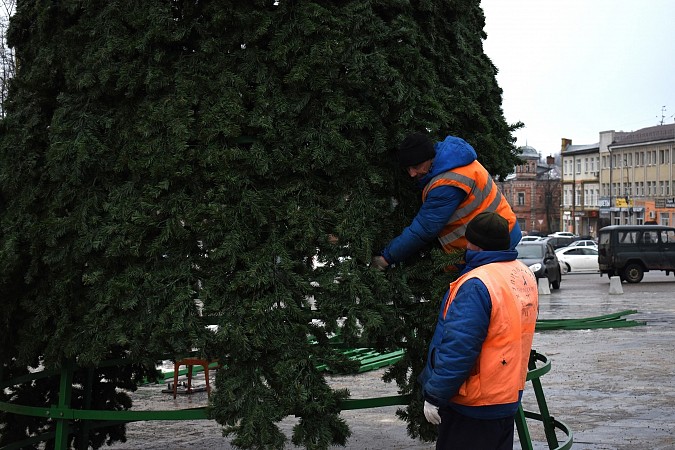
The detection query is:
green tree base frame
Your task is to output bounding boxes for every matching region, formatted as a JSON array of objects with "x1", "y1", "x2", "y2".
[{"x1": 0, "y1": 350, "x2": 572, "y2": 450}]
